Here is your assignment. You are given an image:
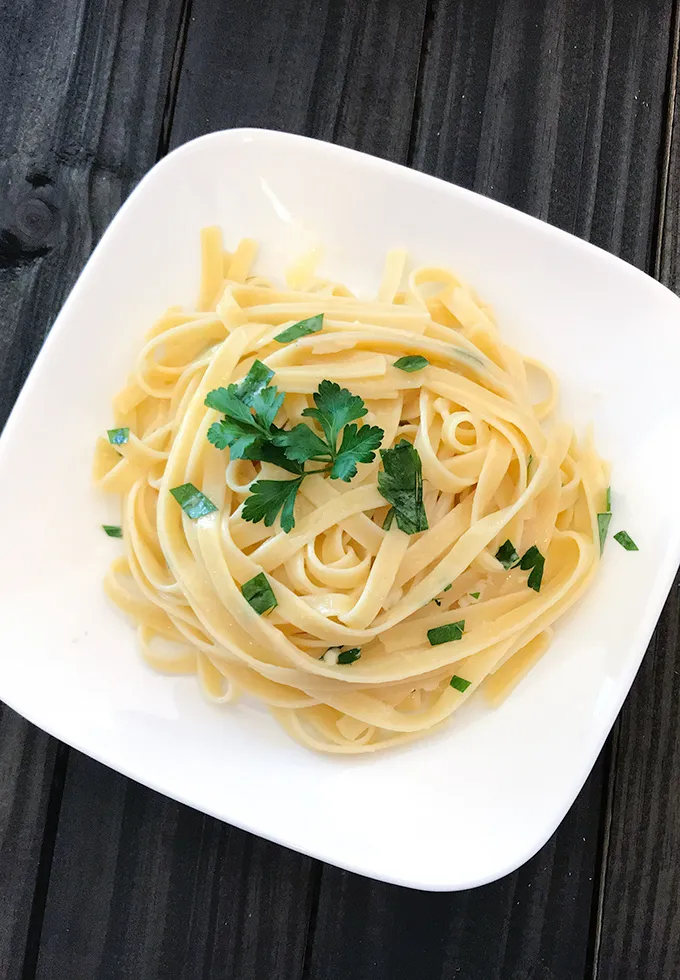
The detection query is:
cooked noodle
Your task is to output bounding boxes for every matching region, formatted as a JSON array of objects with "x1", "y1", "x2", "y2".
[{"x1": 94, "y1": 227, "x2": 607, "y2": 753}]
